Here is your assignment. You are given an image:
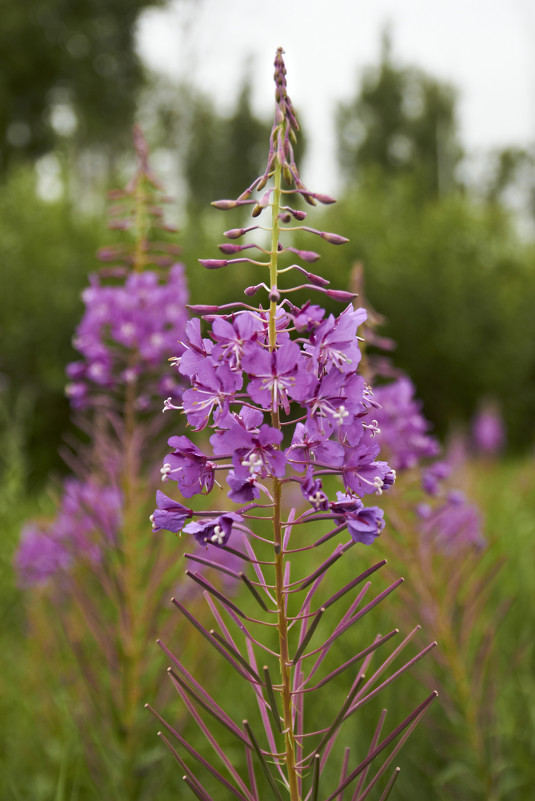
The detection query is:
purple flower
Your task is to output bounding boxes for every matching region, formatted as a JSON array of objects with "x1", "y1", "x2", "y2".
[
  {"x1": 177, "y1": 318, "x2": 214, "y2": 379},
  {"x1": 151, "y1": 490, "x2": 193, "y2": 533},
  {"x1": 342, "y1": 430, "x2": 392, "y2": 496},
  {"x1": 301, "y1": 468, "x2": 330, "y2": 511},
  {"x1": 472, "y1": 405, "x2": 506, "y2": 455},
  {"x1": 162, "y1": 436, "x2": 215, "y2": 498},
  {"x1": 15, "y1": 479, "x2": 123, "y2": 587},
  {"x1": 373, "y1": 377, "x2": 440, "y2": 471},
  {"x1": 243, "y1": 339, "x2": 305, "y2": 412},
  {"x1": 422, "y1": 461, "x2": 451, "y2": 496},
  {"x1": 15, "y1": 524, "x2": 72, "y2": 588},
  {"x1": 66, "y1": 265, "x2": 188, "y2": 409},
  {"x1": 306, "y1": 304, "x2": 366, "y2": 374},
  {"x1": 416, "y1": 490, "x2": 484, "y2": 552},
  {"x1": 181, "y1": 361, "x2": 243, "y2": 430},
  {"x1": 287, "y1": 420, "x2": 344, "y2": 472},
  {"x1": 211, "y1": 313, "x2": 263, "y2": 371},
  {"x1": 331, "y1": 493, "x2": 385, "y2": 544},
  {"x1": 211, "y1": 419, "x2": 286, "y2": 480},
  {"x1": 291, "y1": 301, "x2": 325, "y2": 332},
  {"x1": 183, "y1": 512, "x2": 243, "y2": 547}
]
